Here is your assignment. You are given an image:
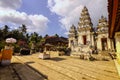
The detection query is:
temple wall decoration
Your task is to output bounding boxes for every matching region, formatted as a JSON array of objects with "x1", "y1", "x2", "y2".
[{"x1": 96, "y1": 16, "x2": 111, "y2": 51}]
